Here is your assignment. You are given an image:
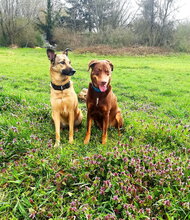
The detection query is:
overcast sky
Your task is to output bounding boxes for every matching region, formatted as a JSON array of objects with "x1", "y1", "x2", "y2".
[
  {"x1": 176, "y1": 0, "x2": 190, "y2": 21},
  {"x1": 132, "y1": 0, "x2": 190, "y2": 21},
  {"x1": 63, "y1": 0, "x2": 190, "y2": 21}
]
